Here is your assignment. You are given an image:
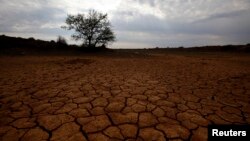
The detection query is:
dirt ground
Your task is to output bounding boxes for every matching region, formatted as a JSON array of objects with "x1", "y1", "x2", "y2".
[{"x1": 0, "y1": 51, "x2": 250, "y2": 141}]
